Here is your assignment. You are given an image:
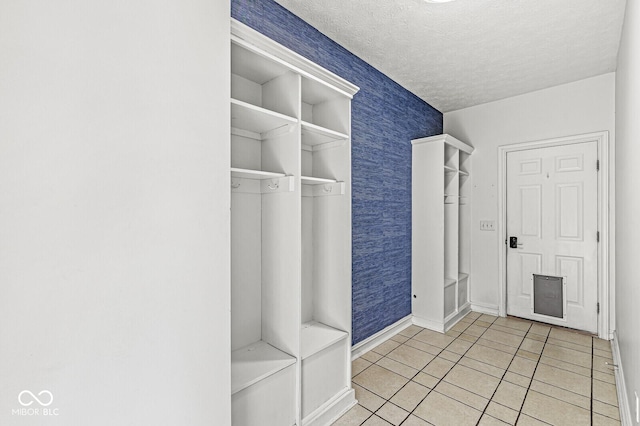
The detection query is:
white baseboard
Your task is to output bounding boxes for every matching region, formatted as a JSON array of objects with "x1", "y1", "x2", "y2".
[
  {"x1": 445, "y1": 304, "x2": 472, "y2": 330},
  {"x1": 611, "y1": 331, "x2": 633, "y2": 426},
  {"x1": 411, "y1": 315, "x2": 445, "y2": 333},
  {"x1": 352, "y1": 308, "x2": 474, "y2": 361},
  {"x1": 470, "y1": 301, "x2": 500, "y2": 316},
  {"x1": 302, "y1": 387, "x2": 356, "y2": 426},
  {"x1": 413, "y1": 304, "x2": 472, "y2": 334},
  {"x1": 351, "y1": 315, "x2": 413, "y2": 360}
]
